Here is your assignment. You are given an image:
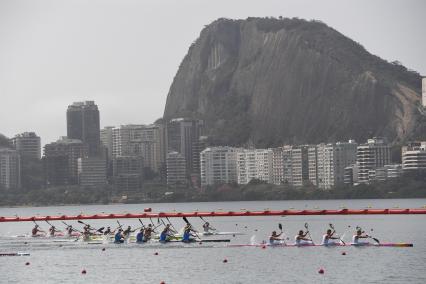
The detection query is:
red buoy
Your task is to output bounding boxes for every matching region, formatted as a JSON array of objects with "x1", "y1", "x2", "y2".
[
  {"x1": 223, "y1": 259, "x2": 228, "y2": 263},
  {"x1": 341, "y1": 251, "x2": 346, "y2": 255},
  {"x1": 144, "y1": 208, "x2": 152, "y2": 212},
  {"x1": 318, "y1": 268, "x2": 324, "y2": 274},
  {"x1": 261, "y1": 245, "x2": 266, "y2": 249},
  {"x1": 81, "y1": 269, "x2": 87, "y2": 274},
  {"x1": 154, "y1": 252, "x2": 159, "y2": 255},
  {"x1": 25, "y1": 262, "x2": 30, "y2": 266},
  {"x1": 160, "y1": 281, "x2": 165, "y2": 284}
]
